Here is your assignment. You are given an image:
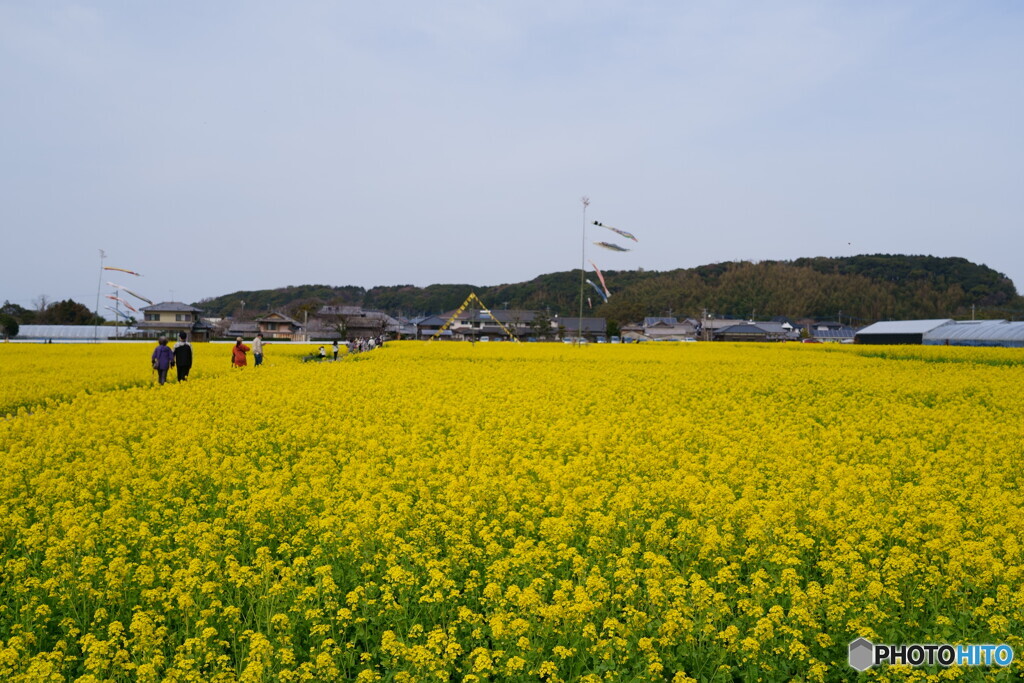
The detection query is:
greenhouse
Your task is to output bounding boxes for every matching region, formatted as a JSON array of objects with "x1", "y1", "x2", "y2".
[
  {"x1": 923, "y1": 320, "x2": 1024, "y2": 348},
  {"x1": 12, "y1": 325, "x2": 139, "y2": 342}
]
